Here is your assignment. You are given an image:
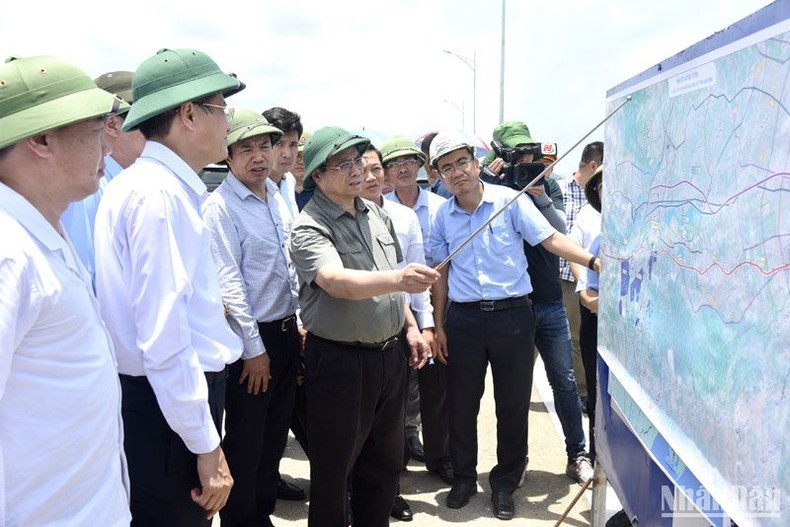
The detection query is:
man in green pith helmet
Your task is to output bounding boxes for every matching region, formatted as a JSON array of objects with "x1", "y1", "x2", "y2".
[
  {"x1": 0, "y1": 54, "x2": 130, "y2": 526},
  {"x1": 289, "y1": 126, "x2": 439, "y2": 526},
  {"x1": 202, "y1": 109, "x2": 302, "y2": 527},
  {"x1": 94, "y1": 48, "x2": 245, "y2": 526}
]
